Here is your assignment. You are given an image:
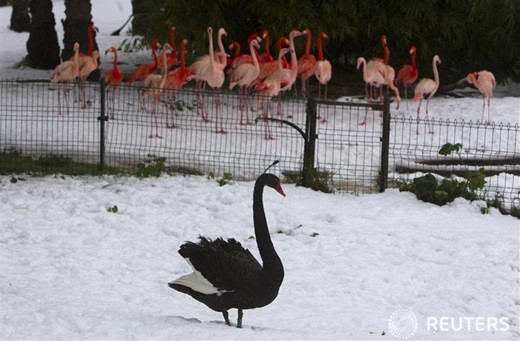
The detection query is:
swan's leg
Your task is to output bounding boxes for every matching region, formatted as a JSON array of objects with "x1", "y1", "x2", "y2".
[
  {"x1": 222, "y1": 310, "x2": 231, "y2": 326},
  {"x1": 237, "y1": 309, "x2": 243, "y2": 328}
]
